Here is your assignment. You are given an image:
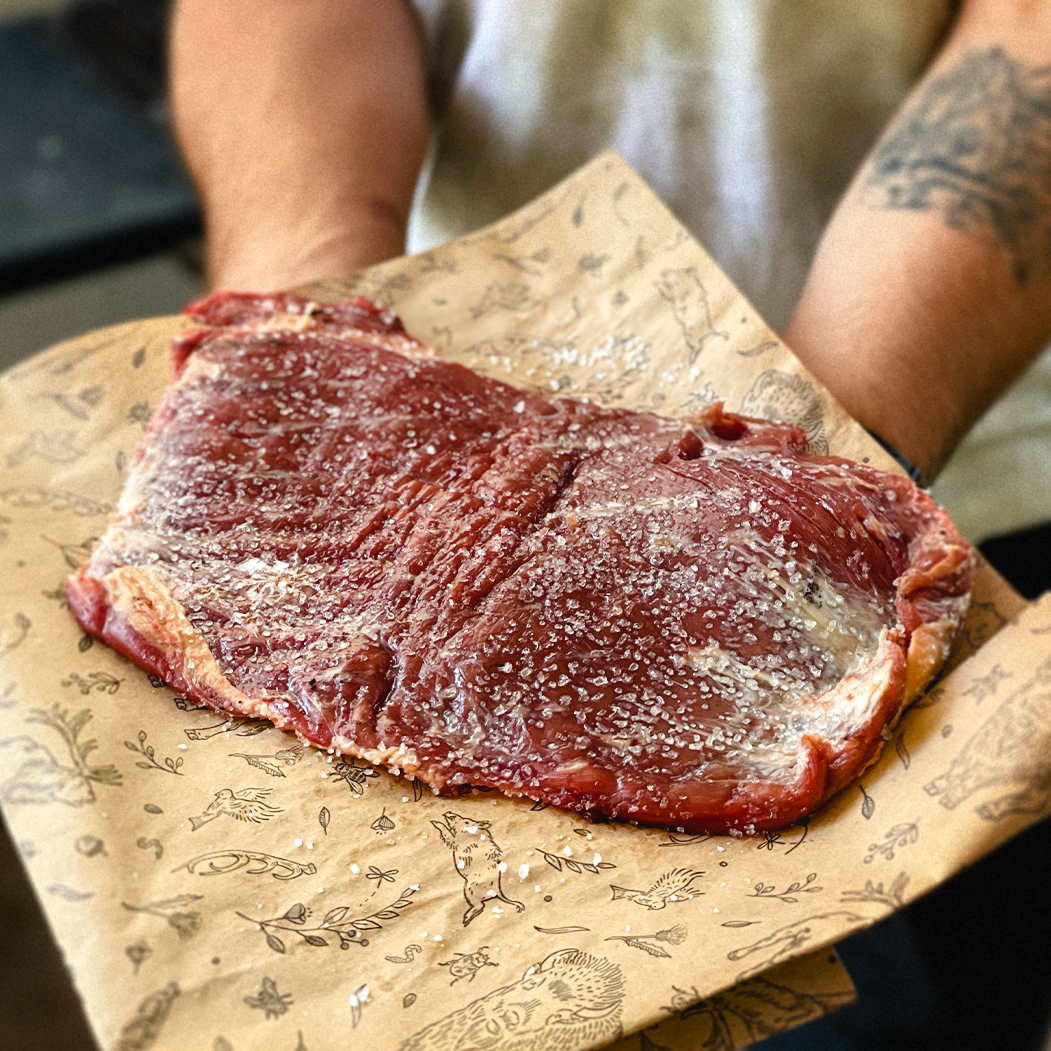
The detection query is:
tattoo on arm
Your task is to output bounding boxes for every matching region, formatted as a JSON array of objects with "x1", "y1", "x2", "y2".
[{"x1": 867, "y1": 46, "x2": 1051, "y2": 286}]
